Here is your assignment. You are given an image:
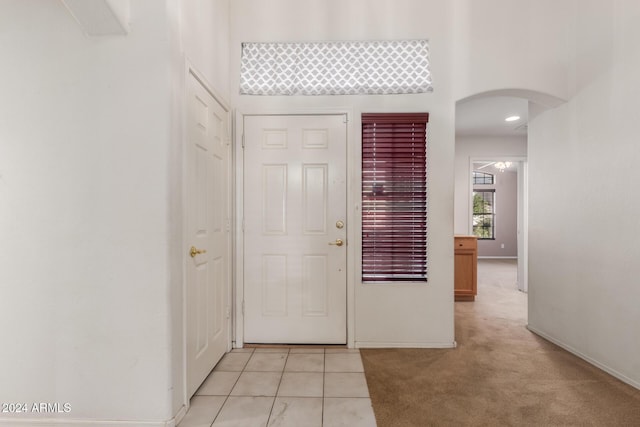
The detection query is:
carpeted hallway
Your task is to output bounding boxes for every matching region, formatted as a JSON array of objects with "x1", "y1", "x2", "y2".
[{"x1": 361, "y1": 259, "x2": 640, "y2": 426}]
